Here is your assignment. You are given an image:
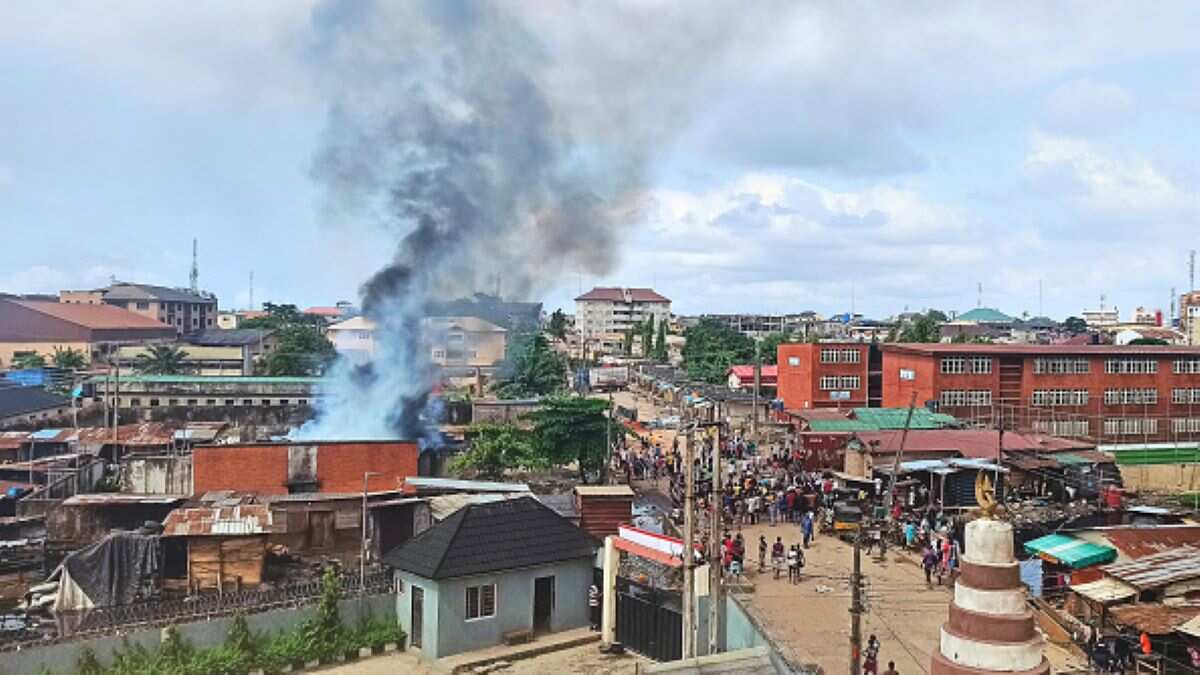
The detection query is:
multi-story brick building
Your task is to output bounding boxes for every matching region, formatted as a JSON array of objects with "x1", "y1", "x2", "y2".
[
  {"x1": 880, "y1": 343, "x2": 1200, "y2": 443},
  {"x1": 777, "y1": 342, "x2": 882, "y2": 410},
  {"x1": 62, "y1": 283, "x2": 218, "y2": 336}
]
